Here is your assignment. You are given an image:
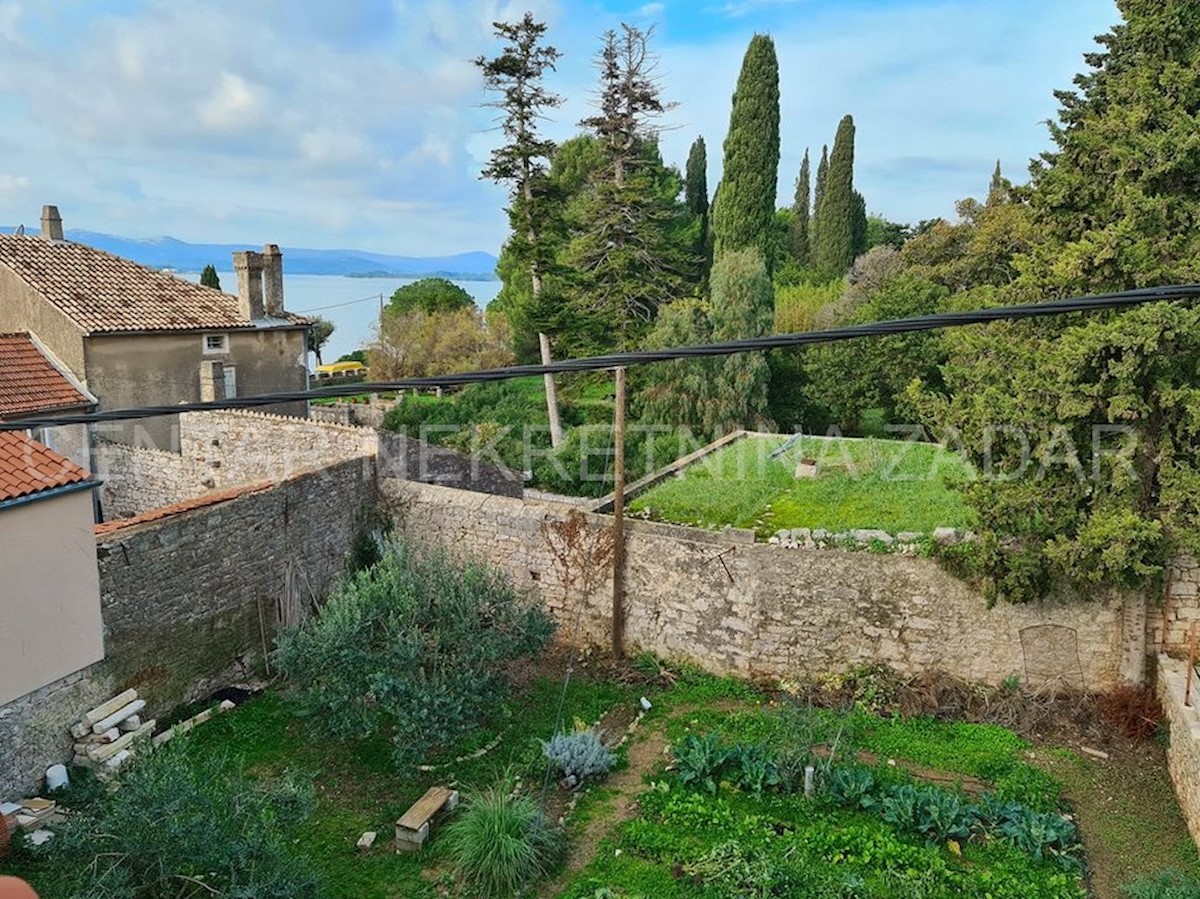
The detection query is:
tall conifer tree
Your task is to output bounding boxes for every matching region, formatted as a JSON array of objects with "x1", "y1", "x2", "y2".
[
  {"x1": 685, "y1": 137, "x2": 708, "y2": 216},
  {"x1": 710, "y1": 34, "x2": 780, "y2": 264},
  {"x1": 789, "y1": 149, "x2": 811, "y2": 265},
  {"x1": 812, "y1": 115, "x2": 857, "y2": 280}
]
